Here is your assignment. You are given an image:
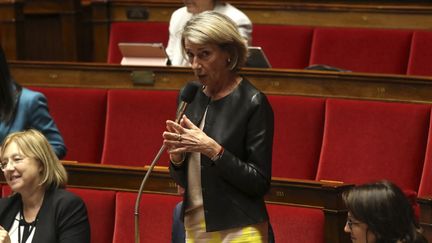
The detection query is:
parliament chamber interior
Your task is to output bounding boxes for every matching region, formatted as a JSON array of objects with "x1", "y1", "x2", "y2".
[{"x1": 1, "y1": 0, "x2": 432, "y2": 242}]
